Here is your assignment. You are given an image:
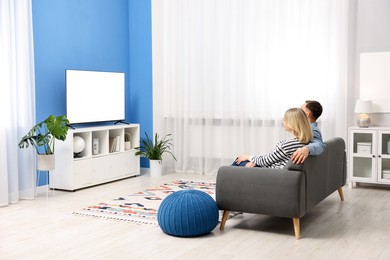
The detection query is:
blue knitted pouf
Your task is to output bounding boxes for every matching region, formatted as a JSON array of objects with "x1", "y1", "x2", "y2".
[{"x1": 157, "y1": 189, "x2": 219, "y2": 237}]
